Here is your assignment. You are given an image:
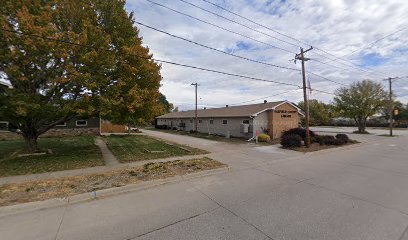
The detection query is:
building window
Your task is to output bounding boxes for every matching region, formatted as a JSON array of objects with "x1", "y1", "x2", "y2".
[
  {"x1": 76, "y1": 120, "x2": 88, "y2": 127},
  {"x1": 222, "y1": 119, "x2": 228, "y2": 125},
  {"x1": 242, "y1": 119, "x2": 250, "y2": 124},
  {"x1": 209, "y1": 119, "x2": 213, "y2": 124},
  {"x1": 0, "y1": 121, "x2": 9, "y2": 130},
  {"x1": 198, "y1": 119, "x2": 202, "y2": 123},
  {"x1": 190, "y1": 119, "x2": 193, "y2": 123},
  {"x1": 56, "y1": 122, "x2": 66, "y2": 127}
]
